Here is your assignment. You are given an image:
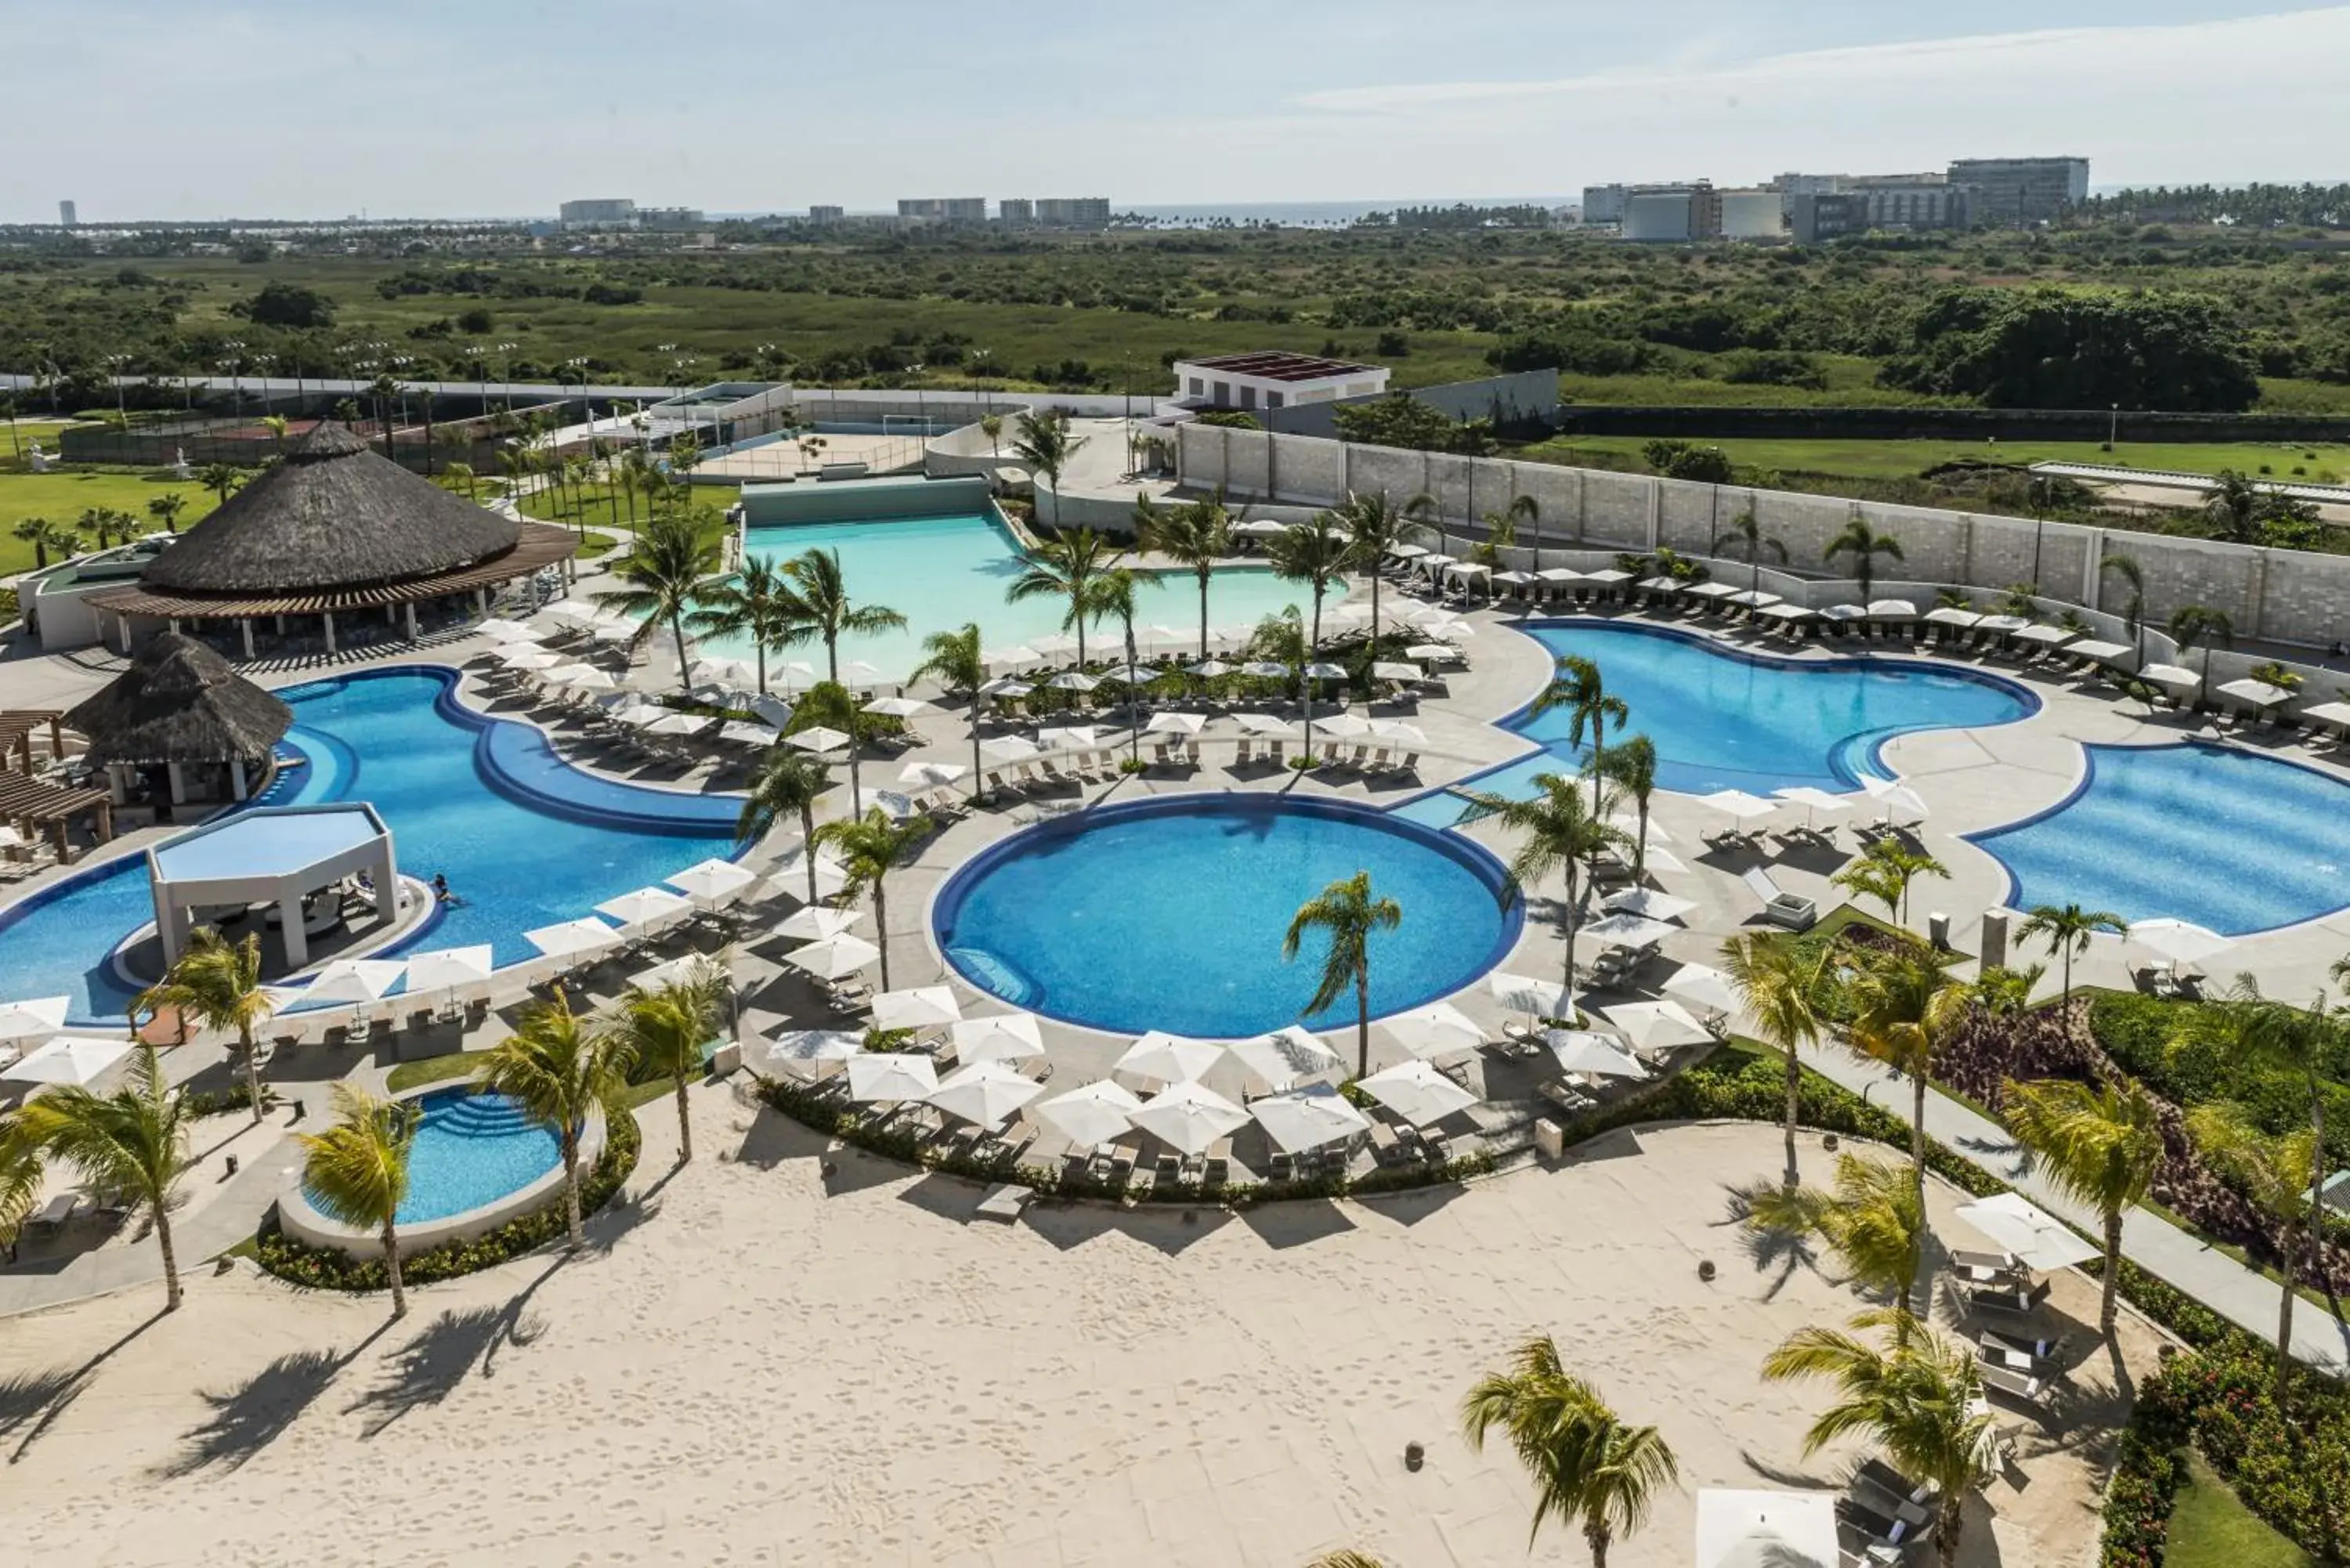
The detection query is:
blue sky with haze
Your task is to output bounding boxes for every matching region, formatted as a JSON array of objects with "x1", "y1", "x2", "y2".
[{"x1": 2, "y1": 2, "x2": 2339, "y2": 221}]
